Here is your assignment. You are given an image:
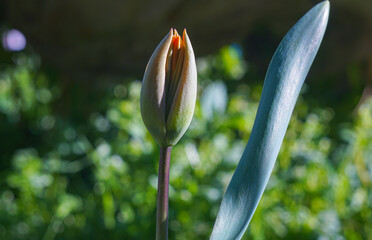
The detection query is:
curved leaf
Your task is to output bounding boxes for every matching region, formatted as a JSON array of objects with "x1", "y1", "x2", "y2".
[{"x1": 210, "y1": 1, "x2": 330, "y2": 239}]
